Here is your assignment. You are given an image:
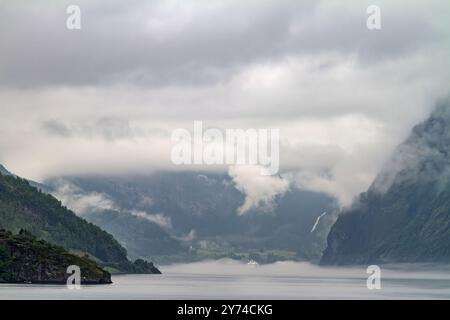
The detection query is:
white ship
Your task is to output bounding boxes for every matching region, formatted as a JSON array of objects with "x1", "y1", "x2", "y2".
[{"x1": 247, "y1": 259, "x2": 259, "y2": 267}]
